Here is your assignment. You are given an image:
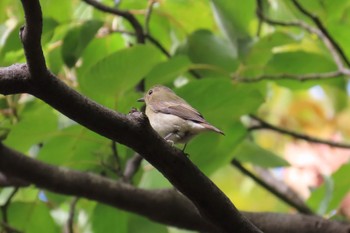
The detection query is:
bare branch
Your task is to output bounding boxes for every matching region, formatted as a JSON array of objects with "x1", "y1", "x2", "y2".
[
  {"x1": 1, "y1": 143, "x2": 349, "y2": 233},
  {"x1": 19, "y1": 0, "x2": 47, "y2": 79},
  {"x1": 122, "y1": 153, "x2": 143, "y2": 183},
  {"x1": 81, "y1": 0, "x2": 145, "y2": 43},
  {"x1": 2, "y1": 1, "x2": 261, "y2": 231},
  {"x1": 1, "y1": 187, "x2": 19, "y2": 223},
  {"x1": 291, "y1": 0, "x2": 350, "y2": 67},
  {"x1": 249, "y1": 115, "x2": 350, "y2": 149},
  {"x1": 255, "y1": 0, "x2": 350, "y2": 74},
  {"x1": 144, "y1": 0, "x2": 156, "y2": 35},
  {"x1": 233, "y1": 70, "x2": 349, "y2": 82},
  {"x1": 231, "y1": 159, "x2": 313, "y2": 214},
  {"x1": 111, "y1": 141, "x2": 123, "y2": 176},
  {"x1": 0, "y1": 65, "x2": 31, "y2": 95},
  {"x1": 0, "y1": 172, "x2": 30, "y2": 187},
  {"x1": 65, "y1": 197, "x2": 79, "y2": 233}
]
